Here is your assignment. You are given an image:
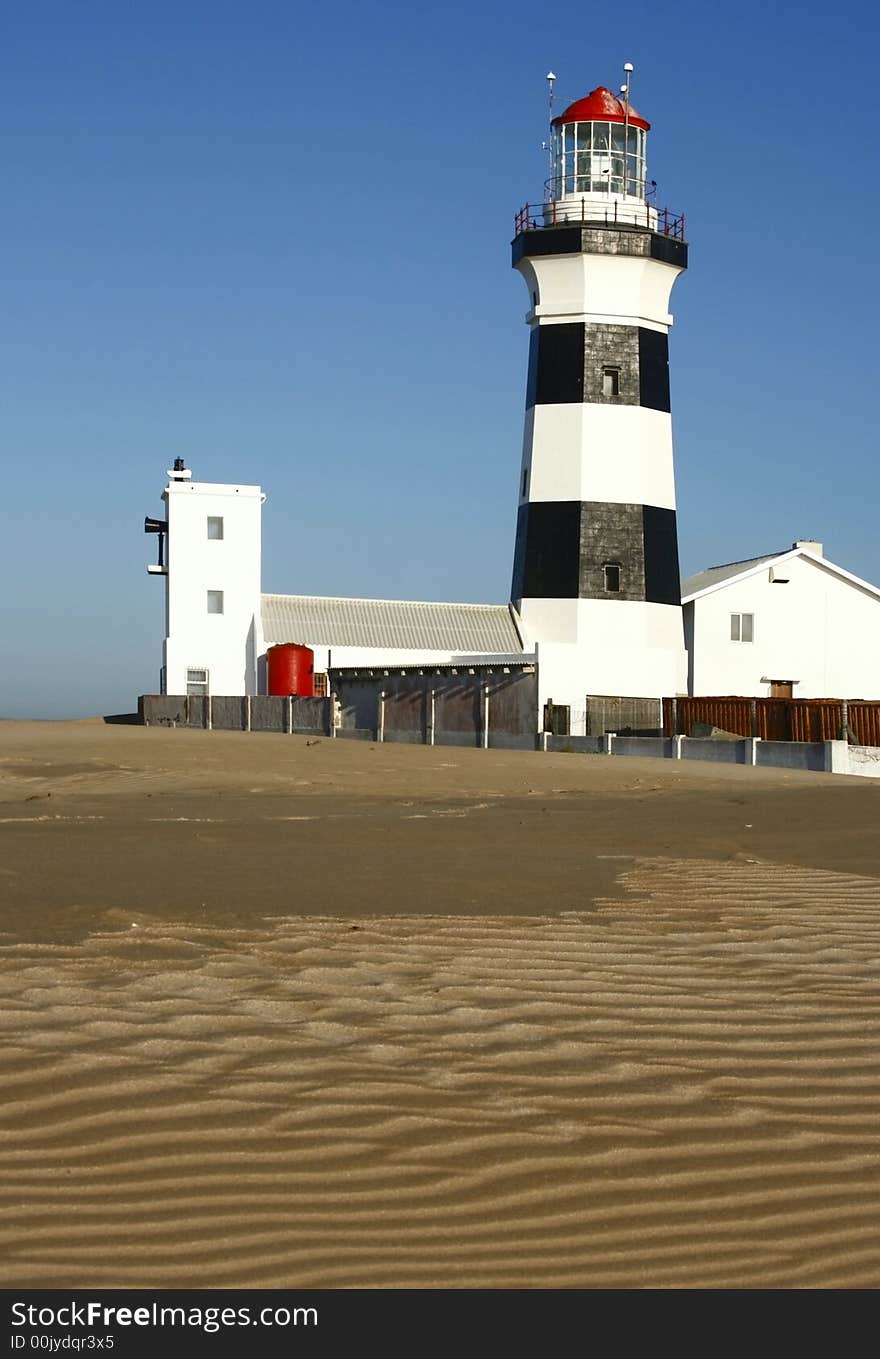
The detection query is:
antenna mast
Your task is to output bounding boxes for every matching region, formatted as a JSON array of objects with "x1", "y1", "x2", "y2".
[
  {"x1": 546, "y1": 71, "x2": 556, "y2": 186},
  {"x1": 621, "y1": 62, "x2": 633, "y2": 197}
]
